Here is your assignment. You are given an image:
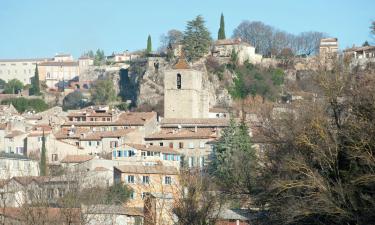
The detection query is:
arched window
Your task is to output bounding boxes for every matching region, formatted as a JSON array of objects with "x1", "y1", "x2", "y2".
[{"x1": 177, "y1": 73, "x2": 181, "y2": 89}]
